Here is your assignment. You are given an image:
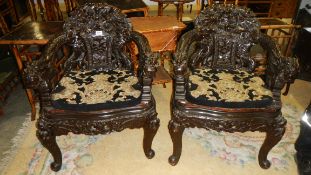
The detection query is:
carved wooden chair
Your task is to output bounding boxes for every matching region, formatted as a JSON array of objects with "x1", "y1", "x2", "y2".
[
  {"x1": 169, "y1": 4, "x2": 299, "y2": 169},
  {"x1": 24, "y1": 3, "x2": 160, "y2": 172}
]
